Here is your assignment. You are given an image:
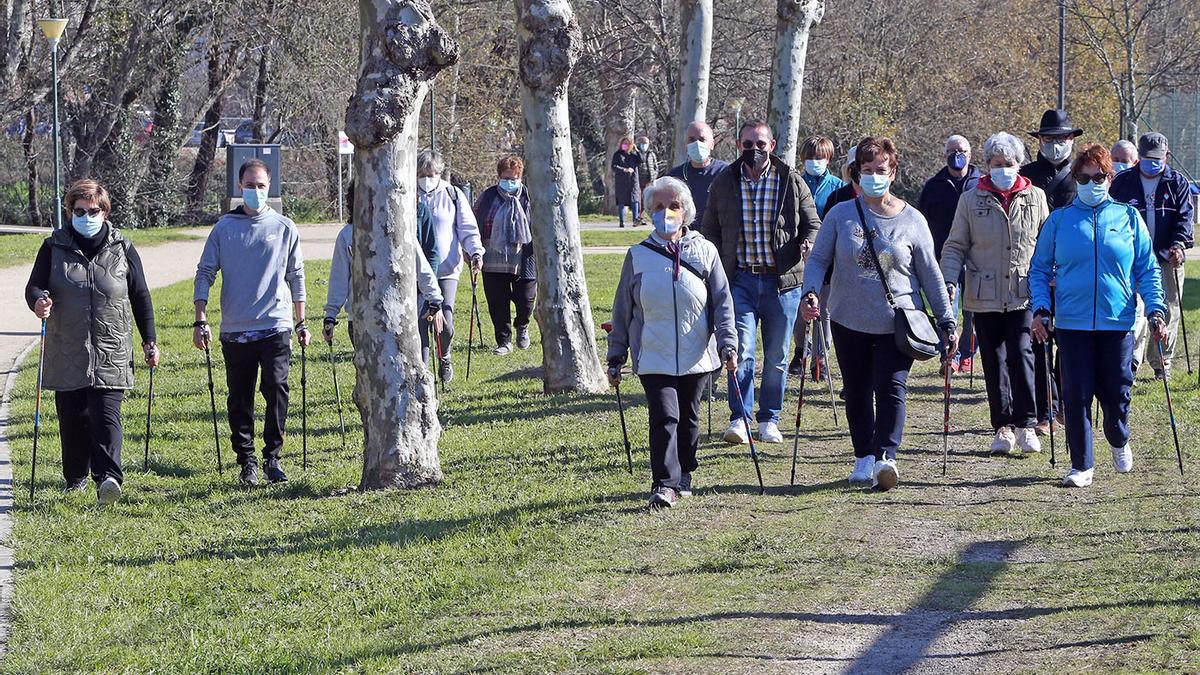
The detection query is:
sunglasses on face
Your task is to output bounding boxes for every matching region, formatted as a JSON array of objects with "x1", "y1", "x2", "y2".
[
  {"x1": 741, "y1": 140, "x2": 770, "y2": 150},
  {"x1": 72, "y1": 208, "x2": 103, "y2": 217},
  {"x1": 1074, "y1": 172, "x2": 1110, "y2": 185}
]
